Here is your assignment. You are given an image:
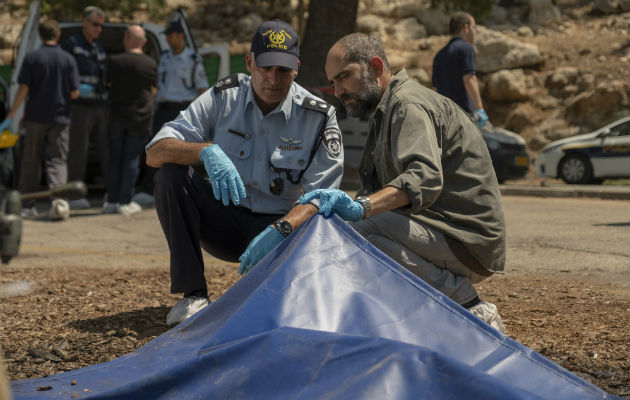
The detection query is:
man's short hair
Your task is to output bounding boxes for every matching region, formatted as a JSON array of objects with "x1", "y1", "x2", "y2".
[
  {"x1": 82, "y1": 5, "x2": 105, "y2": 20},
  {"x1": 337, "y1": 33, "x2": 390, "y2": 72},
  {"x1": 39, "y1": 18, "x2": 60, "y2": 41},
  {"x1": 449, "y1": 12, "x2": 473, "y2": 35}
]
